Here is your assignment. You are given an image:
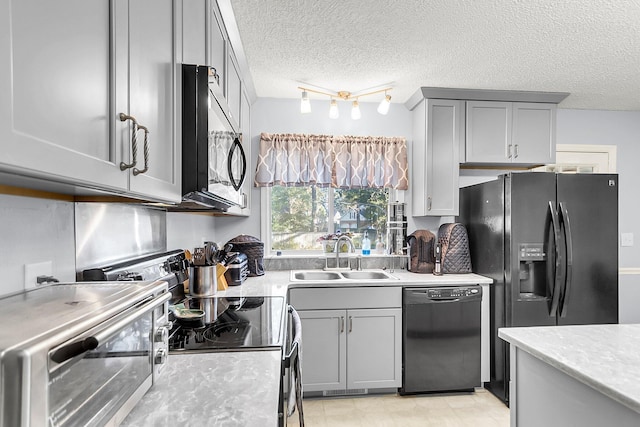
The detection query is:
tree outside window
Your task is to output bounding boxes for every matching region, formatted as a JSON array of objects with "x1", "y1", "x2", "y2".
[{"x1": 270, "y1": 186, "x2": 388, "y2": 252}]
